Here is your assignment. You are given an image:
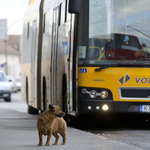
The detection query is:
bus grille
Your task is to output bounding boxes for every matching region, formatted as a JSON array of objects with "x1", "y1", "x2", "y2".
[{"x1": 119, "y1": 88, "x2": 150, "y2": 99}]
